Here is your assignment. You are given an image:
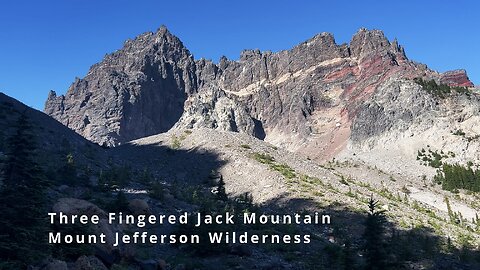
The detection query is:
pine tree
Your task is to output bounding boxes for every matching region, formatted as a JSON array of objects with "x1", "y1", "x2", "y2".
[
  {"x1": 362, "y1": 196, "x2": 388, "y2": 270},
  {"x1": 107, "y1": 190, "x2": 129, "y2": 212},
  {"x1": 216, "y1": 175, "x2": 228, "y2": 201},
  {"x1": 0, "y1": 113, "x2": 51, "y2": 268},
  {"x1": 57, "y1": 153, "x2": 78, "y2": 185}
]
